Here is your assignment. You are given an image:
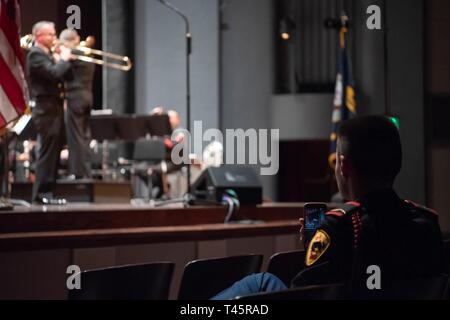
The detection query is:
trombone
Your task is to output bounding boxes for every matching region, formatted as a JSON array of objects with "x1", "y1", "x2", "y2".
[{"x1": 20, "y1": 34, "x2": 133, "y2": 72}]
